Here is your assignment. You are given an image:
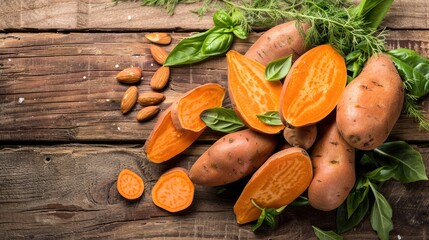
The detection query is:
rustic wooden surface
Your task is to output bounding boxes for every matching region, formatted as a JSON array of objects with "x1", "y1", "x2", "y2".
[{"x1": 1, "y1": 0, "x2": 429, "y2": 239}]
